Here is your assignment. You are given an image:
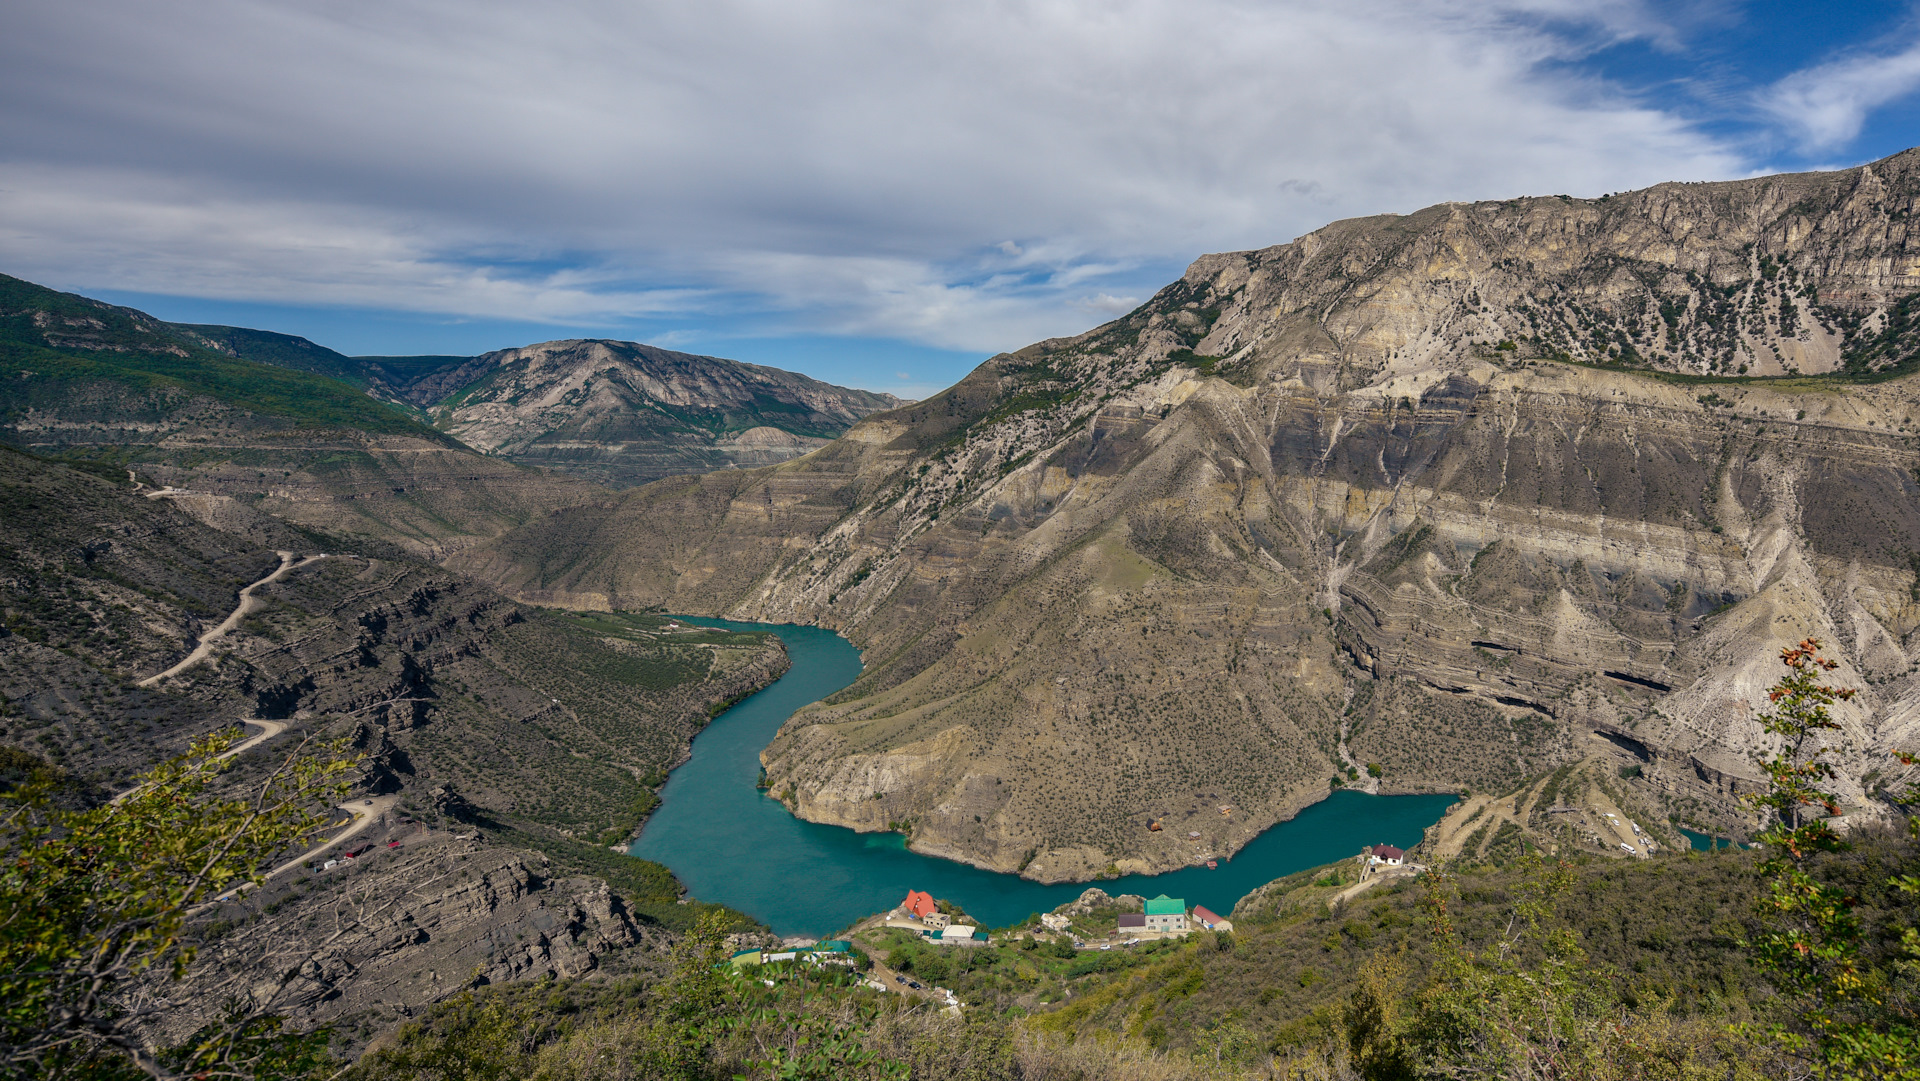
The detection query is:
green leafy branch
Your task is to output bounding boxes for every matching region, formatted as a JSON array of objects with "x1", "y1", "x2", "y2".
[
  {"x1": 1741, "y1": 637, "x2": 1920, "y2": 1079},
  {"x1": 0, "y1": 728, "x2": 359, "y2": 1079}
]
